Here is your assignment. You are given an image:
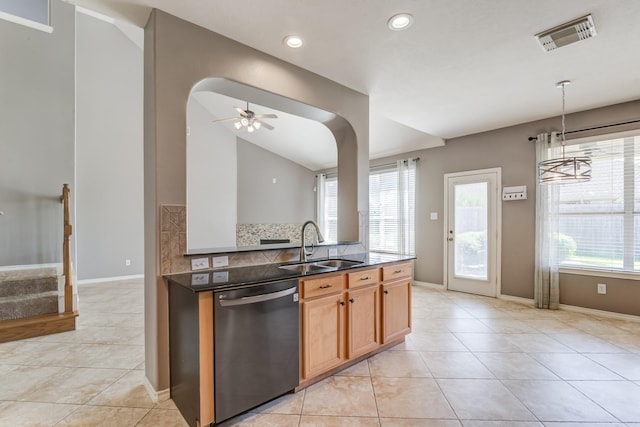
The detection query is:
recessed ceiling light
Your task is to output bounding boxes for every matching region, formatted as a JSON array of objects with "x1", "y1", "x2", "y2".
[
  {"x1": 284, "y1": 35, "x2": 304, "y2": 48},
  {"x1": 387, "y1": 13, "x2": 414, "y2": 31}
]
